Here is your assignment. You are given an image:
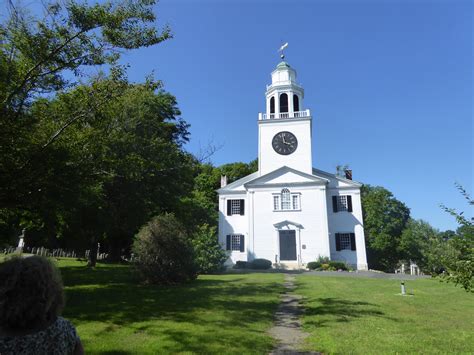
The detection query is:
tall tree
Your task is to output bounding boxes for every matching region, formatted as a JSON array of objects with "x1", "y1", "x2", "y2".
[
  {"x1": 440, "y1": 184, "x2": 473, "y2": 292},
  {"x1": 398, "y1": 219, "x2": 443, "y2": 272},
  {"x1": 179, "y1": 160, "x2": 258, "y2": 231},
  {"x1": 361, "y1": 185, "x2": 410, "y2": 271},
  {"x1": 0, "y1": 0, "x2": 170, "y2": 212},
  {"x1": 33, "y1": 74, "x2": 194, "y2": 263}
]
